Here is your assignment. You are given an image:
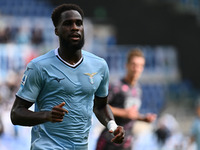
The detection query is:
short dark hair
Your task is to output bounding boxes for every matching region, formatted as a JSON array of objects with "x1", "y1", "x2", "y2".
[{"x1": 51, "y1": 3, "x2": 84, "y2": 27}]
